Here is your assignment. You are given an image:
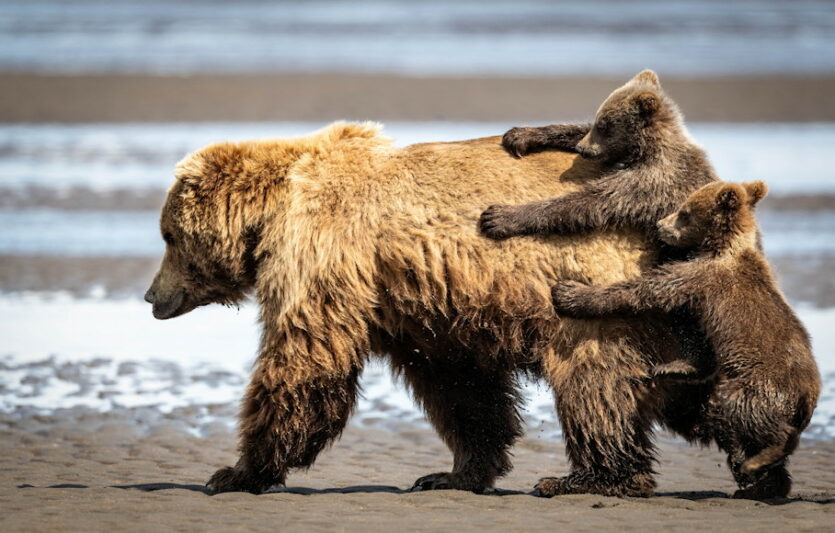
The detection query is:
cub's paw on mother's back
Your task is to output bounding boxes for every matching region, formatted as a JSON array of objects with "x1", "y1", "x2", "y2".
[
  {"x1": 551, "y1": 280, "x2": 593, "y2": 317},
  {"x1": 502, "y1": 127, "x2": 543, "y2": 158},
  {"x1": 479, "y1": 204, "x2": 528, "y2": 240}
]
